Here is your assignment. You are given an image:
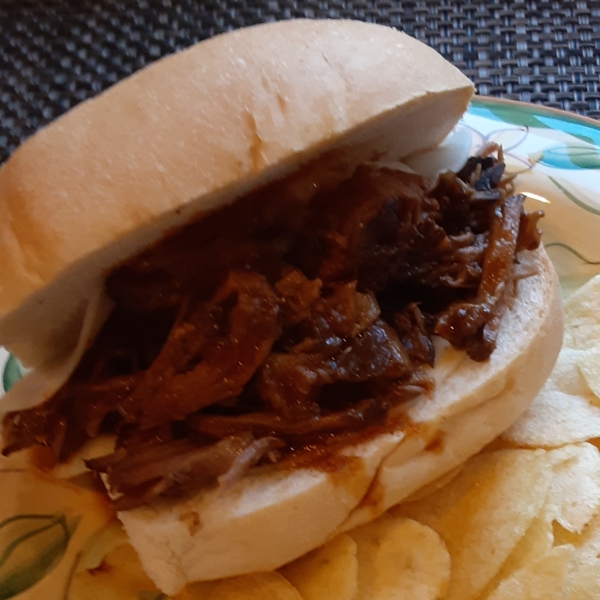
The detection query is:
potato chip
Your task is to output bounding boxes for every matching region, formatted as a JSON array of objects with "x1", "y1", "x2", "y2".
[
  {"x1": 536, "y1": 511, "x2": 600, "y2": 574},
  {"x1": 73, "y1": 520, "x2": 129, "y2": 572},
  {"x1": 545, "y1": 443, "x2": 600, "y2": 533},
  {"x1": 394, "y1": 449, "x2": 553, "y2": 600},
  {"x1": 68, "y1": 543, "x2": 160, "y2": 600},
  {"x1": 485, "y1": 545, "x2": 575, "y2": 600},
  {"x1": 279, "y1": 534, "x2": 357, "y2": 600},
  {"x1": 552, "y1": 521, "x2": 584, "y2": 547},
  {"x1": 564, "y1": 273, "x2": 600, "y2": 351},
  {"x1": 566, "y1": 512, "x2": 600, "y2": 562},
  {"x1": 547, "y1": 348, "x2": 591, "y2": 397},
  {"x1": 503, "y1": 294, "x2": 600, "y2": 449},
  {"x1": 496, "y1": 516, "x2": 554, "y2": 583},
  {"x1": 502, "y1": 389, "x2": 600, "y2": 448},
  {"x1": 566, "y1": 559, "x2": 600, "y2": 600},
  {"x1": 478, "y1": 514, "x2": 554, "y2": 599},
  {"x1": 576, "y1": 346, "x2": 600, "y2": 406},
  {"x1": 402, "y1": 465, "x2": 463, "y2": 503},
  {"x1": 181, "y1": 572, "x2": 303, "y2": 600},
  {"x1": 349, "y1": 514, "x2": 450, "y2": 600}
]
